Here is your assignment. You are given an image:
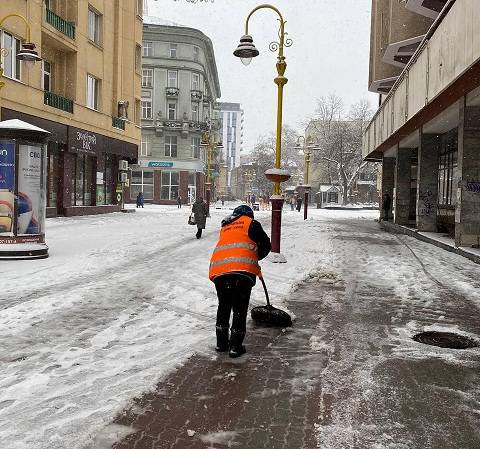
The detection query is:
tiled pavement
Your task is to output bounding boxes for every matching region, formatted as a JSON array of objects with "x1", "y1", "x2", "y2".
[{"x1": 110, "y1": 274, "x2": 339, "y2": 449}]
